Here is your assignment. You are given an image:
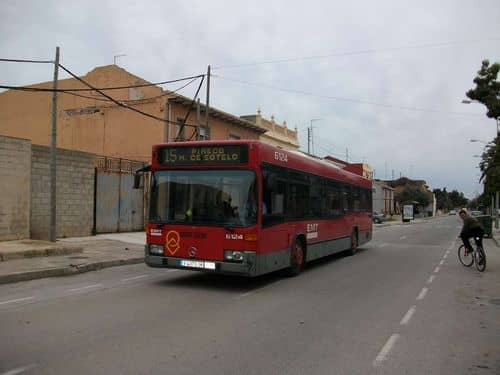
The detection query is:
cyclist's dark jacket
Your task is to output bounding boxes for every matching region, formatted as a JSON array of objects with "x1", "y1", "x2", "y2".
[{"x1": 460, "y1": 216, "x2": 483, "y2": 236}]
